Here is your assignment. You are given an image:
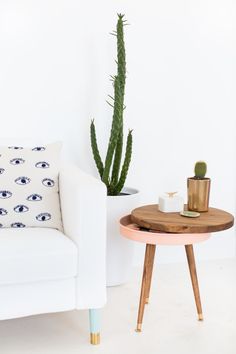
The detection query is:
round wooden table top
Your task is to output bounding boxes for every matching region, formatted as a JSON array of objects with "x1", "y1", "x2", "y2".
[{"x1": 131, "y1": 205, "x2": 234, "y2": 234}]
